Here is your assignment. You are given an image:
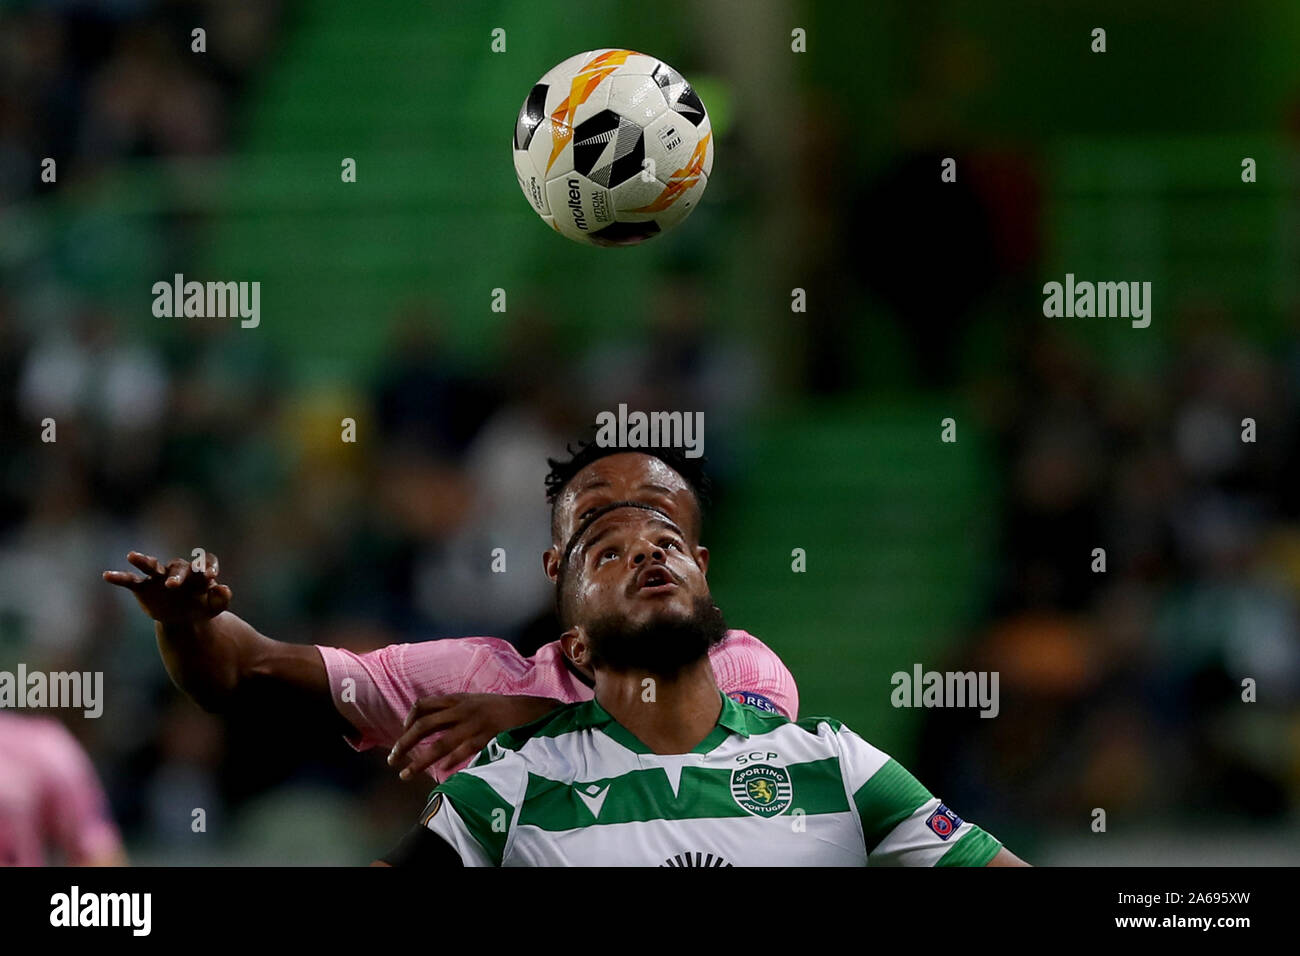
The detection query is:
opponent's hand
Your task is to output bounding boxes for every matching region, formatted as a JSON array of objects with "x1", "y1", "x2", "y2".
[
  {"x1": 102, "y1": 551, "x2": 231, "y2": 625},
  {"x1": 388, "y1": 694, "x2": 563, "y2": 781}
]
